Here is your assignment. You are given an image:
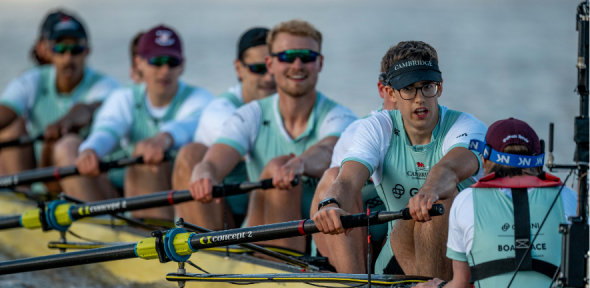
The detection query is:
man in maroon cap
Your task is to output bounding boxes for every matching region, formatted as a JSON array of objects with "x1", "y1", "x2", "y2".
[
  {"x1": 56, "y1": 25, "x2": 214, "y2": 216},
  {"x1": 417, "y1": 118, "x2": 577, "y2": 288}
]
